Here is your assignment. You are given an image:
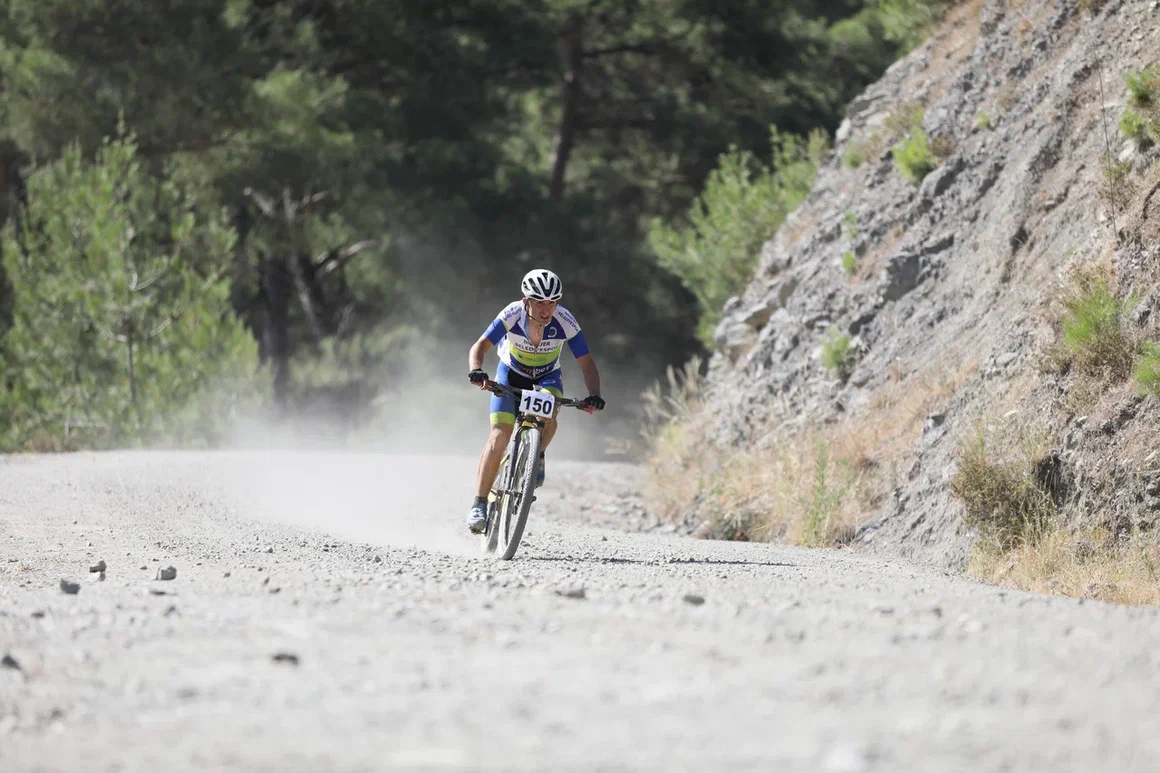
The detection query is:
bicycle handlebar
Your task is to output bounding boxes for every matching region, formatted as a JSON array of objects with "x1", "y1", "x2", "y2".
[{"x1": 481, "y1": 380, "x2": 593, "y2": 412}]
